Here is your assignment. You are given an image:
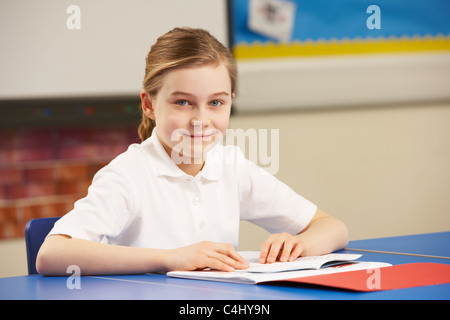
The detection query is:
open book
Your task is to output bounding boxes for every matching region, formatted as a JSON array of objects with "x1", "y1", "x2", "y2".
[{"x1": 167, "y1": 251, "x2": 391, "y2": 285}]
